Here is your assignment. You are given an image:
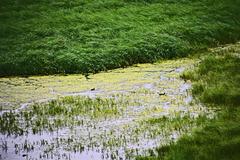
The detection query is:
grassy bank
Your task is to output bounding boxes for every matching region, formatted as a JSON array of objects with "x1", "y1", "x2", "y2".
[
  {"x1": 137, "y1": 43, "x2": 240, "y2": 160},
  {"x1": 1, "y1": 0, "x2": 240, "y2": 76}
]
